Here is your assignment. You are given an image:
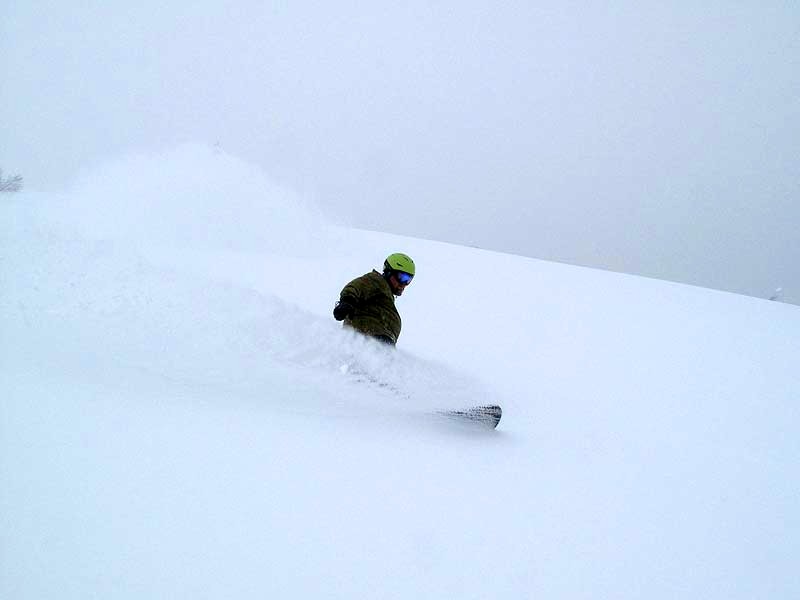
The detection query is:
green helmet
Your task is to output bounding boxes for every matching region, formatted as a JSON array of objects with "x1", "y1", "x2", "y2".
[{"x1": 384, "y1": 252, "x2": 415, "y2": 276}]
